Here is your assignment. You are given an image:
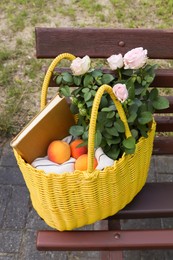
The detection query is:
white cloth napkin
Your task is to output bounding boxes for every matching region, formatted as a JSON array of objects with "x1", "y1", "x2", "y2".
[
  {"x1": 95, "y1": 147, "x2": 114, "y2": 170},
  {"x1": 31, "y1": 156, "x2": 75, "y2": 174}
]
